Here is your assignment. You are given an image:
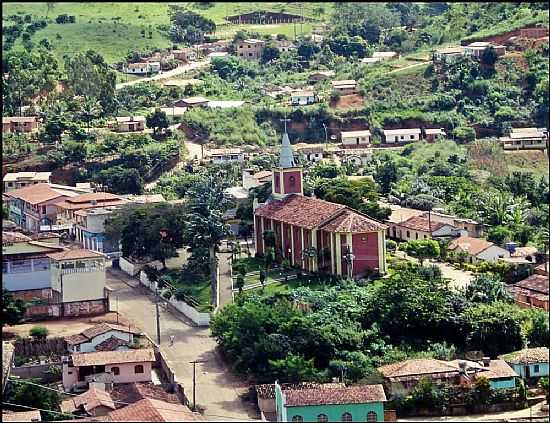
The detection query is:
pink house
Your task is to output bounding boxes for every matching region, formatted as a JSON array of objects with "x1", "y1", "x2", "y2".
[{"x1": 63, "y1": 349, "x2": 155, "y2": 392}]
